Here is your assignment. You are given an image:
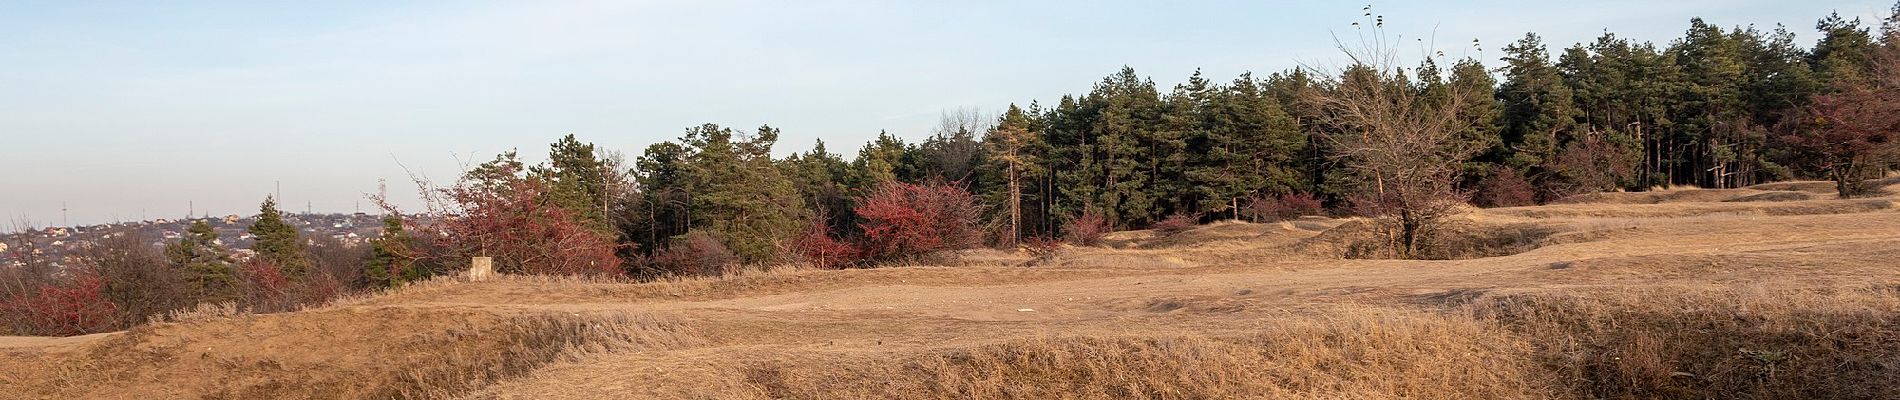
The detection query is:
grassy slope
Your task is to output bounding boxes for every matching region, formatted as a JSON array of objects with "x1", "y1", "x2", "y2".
[{"x1": 4, "y1": 181, "x2": 1900, "y2": 399}]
